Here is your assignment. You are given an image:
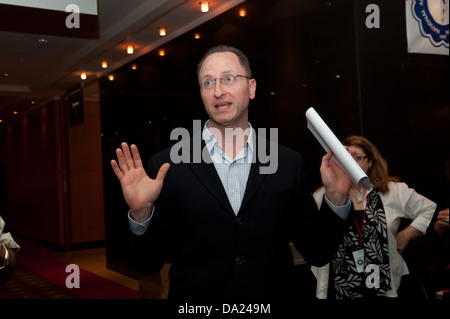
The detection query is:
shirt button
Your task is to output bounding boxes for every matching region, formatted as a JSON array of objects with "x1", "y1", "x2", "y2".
[
  {"x1": 136, "y1": 226, "x2": 145, "y2": 234},
  {"x1": 236, "y1": 217, "x2": 244, "y2": 226},
  {"x1": 235, "y1": 257, "x2": 245, "y2": 265}
]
